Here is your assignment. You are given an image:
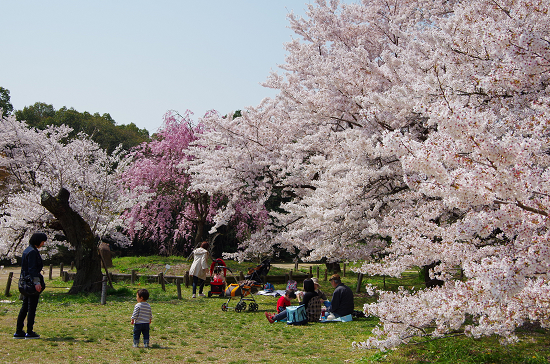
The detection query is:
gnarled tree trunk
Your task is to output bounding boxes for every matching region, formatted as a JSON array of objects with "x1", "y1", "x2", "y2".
[{"x1": 41, "y1": 188, "x2": 103, "y2": 294}]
